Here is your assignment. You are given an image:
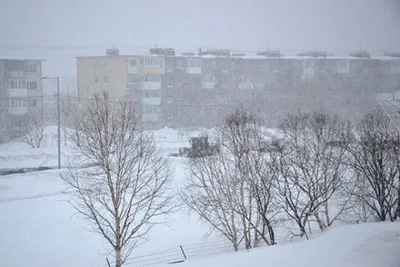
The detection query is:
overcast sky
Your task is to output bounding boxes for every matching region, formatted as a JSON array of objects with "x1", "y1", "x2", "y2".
[{"x1": 0, "y1": 0, "x2": 399, "y2": 80}]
